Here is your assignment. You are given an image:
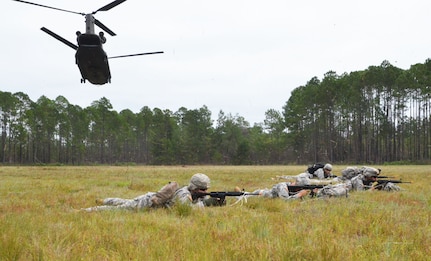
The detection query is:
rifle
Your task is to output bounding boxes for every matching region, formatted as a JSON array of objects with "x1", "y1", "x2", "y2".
[
  {"x1": 192, "y1": 191, "x2": 260, "y2": 206},
  {"x1": 374, "y1": 179, "x2": 411, "y2": 190},
  {"x1": 376, "y1": 179, "x2": 411, "y2": 184},
  {"x1": 287, "y1": 185, "x2": 325, "y2": 196},
  {"x1": 377, "y1": 176, "x2": 395, "y2": 179}
]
